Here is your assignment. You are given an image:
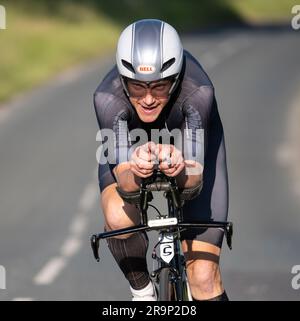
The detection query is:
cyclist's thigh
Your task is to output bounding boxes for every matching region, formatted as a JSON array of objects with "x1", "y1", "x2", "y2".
[
  {"x1": 101, "y1": 183, "x2": 140, "y2": 232},
  {"x1": 180, "y1": 131, "x2": 228, "y2": 248},
  {"x1": 181, "y1": 199, "x2": 226, "y2": 248},
  {"x1": 180, "y1": 182, "x2": 227, "y2": 248}
]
